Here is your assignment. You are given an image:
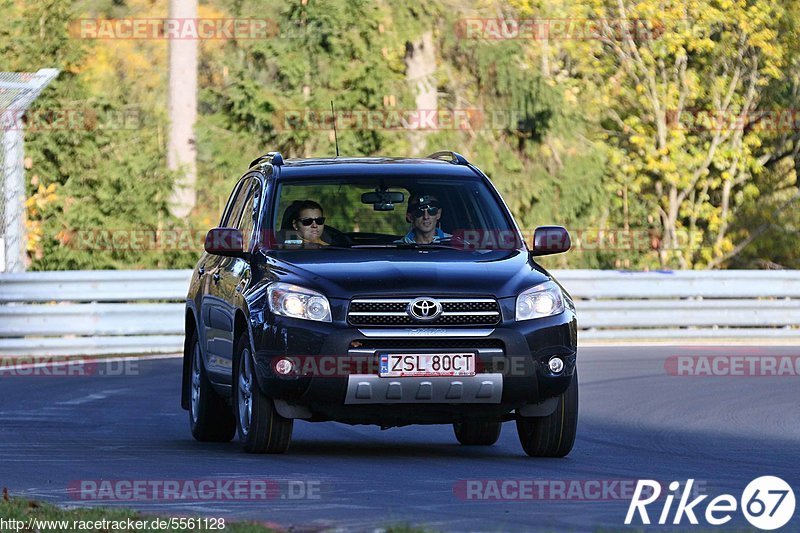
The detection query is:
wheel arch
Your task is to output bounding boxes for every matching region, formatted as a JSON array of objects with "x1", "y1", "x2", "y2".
[
  {"x1": 181, "y1": 306, "x2": 200, "y2": 410},
  {"x1": 233, "y1": 306, "x2": 263, "y2": 388}
]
